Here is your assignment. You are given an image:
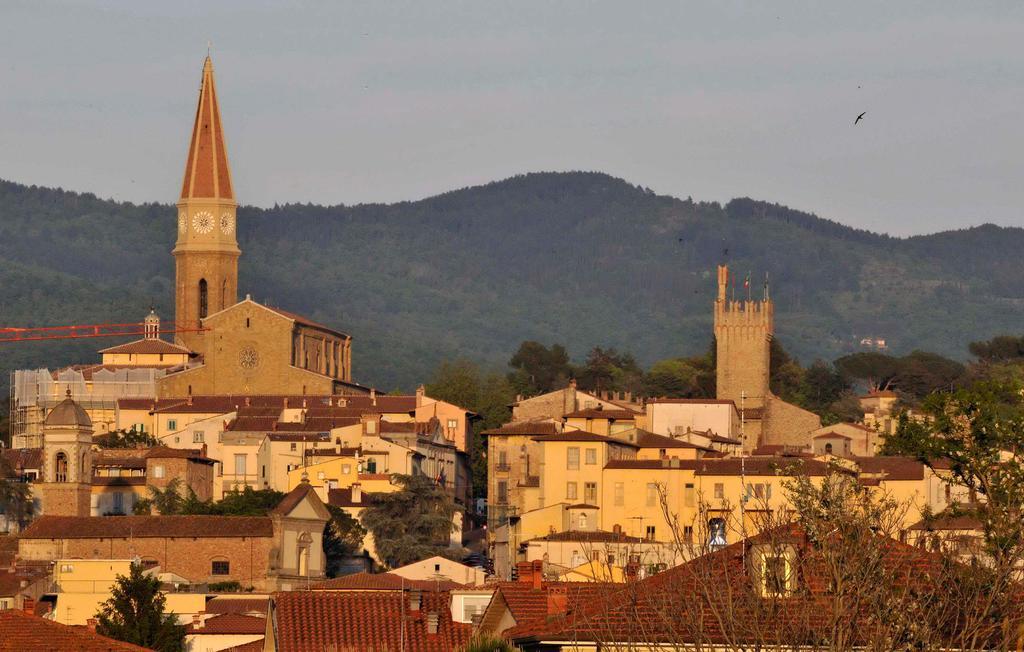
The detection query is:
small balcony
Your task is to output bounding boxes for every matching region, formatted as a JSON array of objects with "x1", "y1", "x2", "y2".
[{"x1": 494, "y1": 462, "x2": 511, "y2": 473}]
